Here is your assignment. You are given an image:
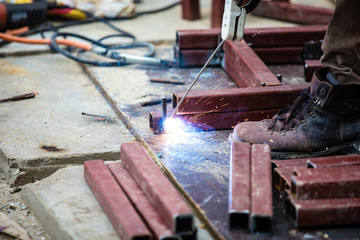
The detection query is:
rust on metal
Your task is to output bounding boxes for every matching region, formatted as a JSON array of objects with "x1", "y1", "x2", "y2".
[
  {"x1": 291, "y1": 165, "x2": 360, "y2": 200},
  {"x1": 173, "y1": 84, "x2": 307, "y2": 114},
  {"x1": 304, "y1": 59, "x2": 323, "y2": 82},
  {"x1": 285, "y1": 197, "x2": 360, "y2": 227},
  {"x1": 252, "y1": 47, "x2": 304, "y2": 64},
  {"x1": 181, "y1": 0, "x2": 200, "y2": 21},
  {"x1": 120, "y1": 142, "x2": 194, "y2": 234},
  {"x1": 229, "y1": 142, "x2": 251, "y2": 229},
  {"x1": 223, "y1": 40, "x2": 281, "y2": 87},
  {"x1": 250, "y1": 144, "x2": 273, "y2": 235},
  {"x1": 271, "y1": 158, "x2": 308, "y2": 170},
  {"x1": 273, "y1": 166, "x2": 306, "y2": 192},
  {"x1": 0, "y1": 92, "x2": 37, "y2": 103},
  {"x1": 84, "y1": 160, "x2": 151, "y2": 240},
  {"x1": 108, "y1": 162, "x2": 179, "y2": 240},
  {"x1": 307, "y1": 154, "x2": 360, "y2": 168},
  {"x1": 252, "y1": 1, "x2": 333, "y2": 25}
]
